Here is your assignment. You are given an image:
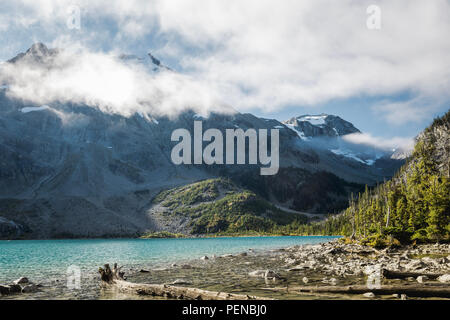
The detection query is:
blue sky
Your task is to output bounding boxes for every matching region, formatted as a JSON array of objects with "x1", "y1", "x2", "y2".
[{"x1": 1, "y1": 0, "x2": 449, "y2": 144}]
